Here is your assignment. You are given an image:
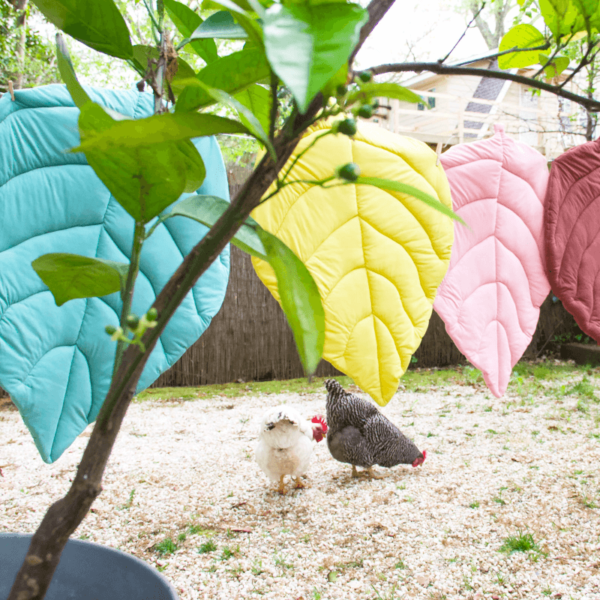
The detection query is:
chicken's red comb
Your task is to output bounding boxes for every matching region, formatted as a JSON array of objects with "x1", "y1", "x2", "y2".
[
  {"x1": 312, "y1": 415, "x2": 328, "y2": 432},
  {"x1": 422, "y1": 450, "x2": 427, "y2": 461}
]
